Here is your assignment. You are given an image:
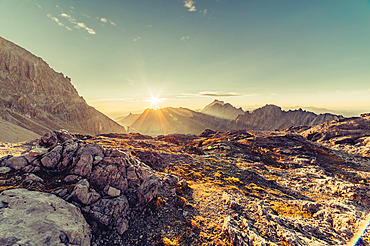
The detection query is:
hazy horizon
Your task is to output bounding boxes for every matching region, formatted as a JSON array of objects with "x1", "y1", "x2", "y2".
[{"x1": 1, "y1": 0, "x2": 370, "y2": 119}]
